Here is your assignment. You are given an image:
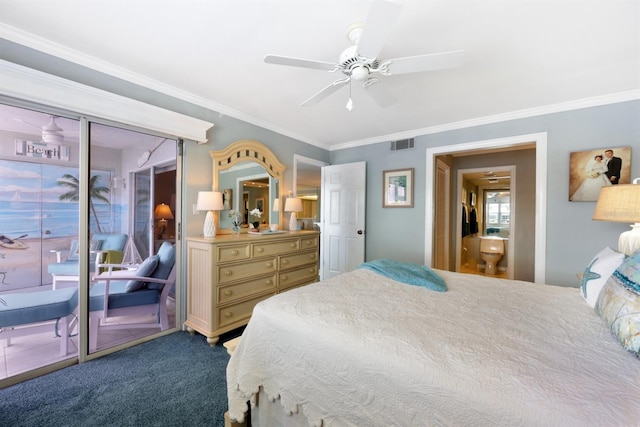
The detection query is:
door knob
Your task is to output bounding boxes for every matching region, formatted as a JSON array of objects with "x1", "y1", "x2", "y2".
[{"x1": 357, "y1": 230, "x2": 364, "y2": 235}]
